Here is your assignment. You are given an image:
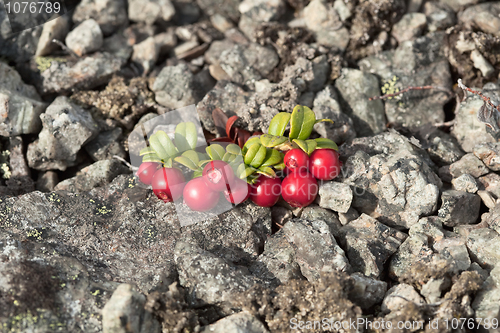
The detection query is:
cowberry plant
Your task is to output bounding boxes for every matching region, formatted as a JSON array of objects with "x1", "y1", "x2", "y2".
[{"x1": 136, "y1": 105, "x2": 341, "y2": 210}]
